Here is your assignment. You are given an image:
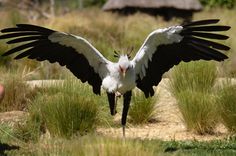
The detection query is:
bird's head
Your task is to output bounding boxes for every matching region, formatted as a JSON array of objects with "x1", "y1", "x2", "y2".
[
  {"x1": 118, "y1": 54, "x2": 132, "y2": 77},
  {"x1": 114, "y1": 48, "x2": 133, "y2": 77}
]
